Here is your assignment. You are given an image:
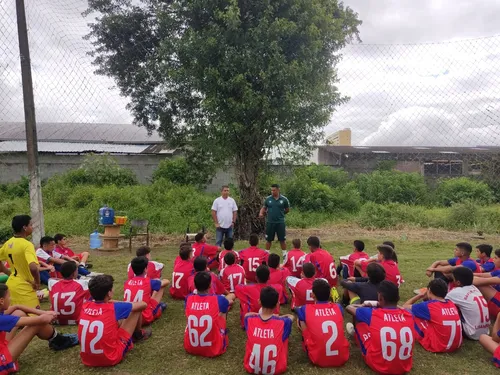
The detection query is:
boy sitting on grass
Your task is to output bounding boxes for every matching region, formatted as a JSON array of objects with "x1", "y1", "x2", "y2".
[
  {"x1": 476, "y1": 244, "x2": 496, "y2": 273},
  {"x1": 297, "y1": 279, "x2": 349, "y2": 368},
  {"x1": 48, "y1": 261, "x2": 90, "y2": 325},
  {"x1": 479, "y1": 313, "x2": 500, "y2": 368},
  {"x1": 239, "y1": 234, "x2": 270, "y2": 283},
  {"x1": 286, "y1": 263, "x2": 317, "y2": 310},
  {"x1": 338, "y1": 240, "x2": 370, "y2": 279},
  {"x1": 36, "y1": 236, "x2": 65, "y2": 282},
  {"x1": 340, "y1": 262, "x2": 385, "y2": 305},
  {"x1": 78, "y1": 275, "x2": 148, "y2": 367},
  {"x1": 0, "y1": 283, "x2": 78, "y2": 373},
  {"x1": 188, "y1": 257, "x2": 226, "y2": 295},
  {"x1": 124, "y1": 257, "x2": 169, "y2": 326},
  {"x1": 219, "y1": 252, "x2": 246, "y2": 293},
  {"x1": 426, "y1": 242, "x2": 480, "y2": 282},
  {"x1": 54, "y1": 234, "x2": 91, "y2": 269},
  {"x1": 127, "y1": 246, "x2": 164, "y2": 280},
  {"x1": 268, "y1": 254, "x2": 290, "y2": 305},
  {"x1": 218, "y1": 238, "x2": 240, "y2": 271},
  {"x1": 282, "y1": 239, "x2": 306, "y2": 278},
  {"x1": 192, "y1": 232, "x2": 220, "y2": 270},
  {"x1": 184, "y1": 272, "x2": 234, "y2": 358},
  {"x1": 355, "y1": 245, "x2": 402, "y2": 287},
  {"x1": 243, "y1": 287, "x2": 294, "y2": 375},
  {"x1": 170, "y1": 244, "x2": 194, "y2": 300}
]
